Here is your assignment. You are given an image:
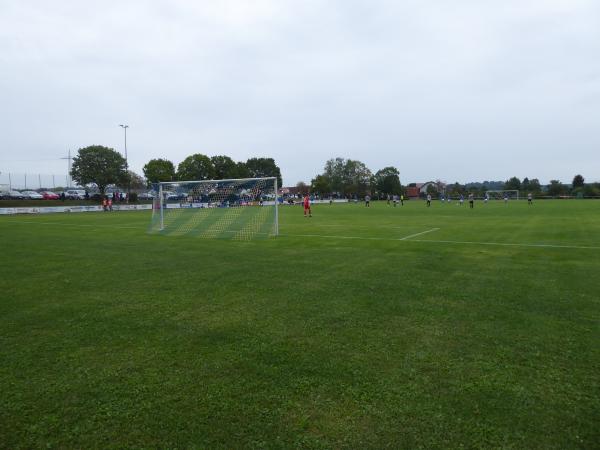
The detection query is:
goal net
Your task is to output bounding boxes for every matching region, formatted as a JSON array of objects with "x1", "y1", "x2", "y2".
[
  {"x1": 485, "y1": 190, "x2": 519, "y2": 200},
  {"x1": 150, "y1": 177, "x2": 279, "y2": 239}
]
